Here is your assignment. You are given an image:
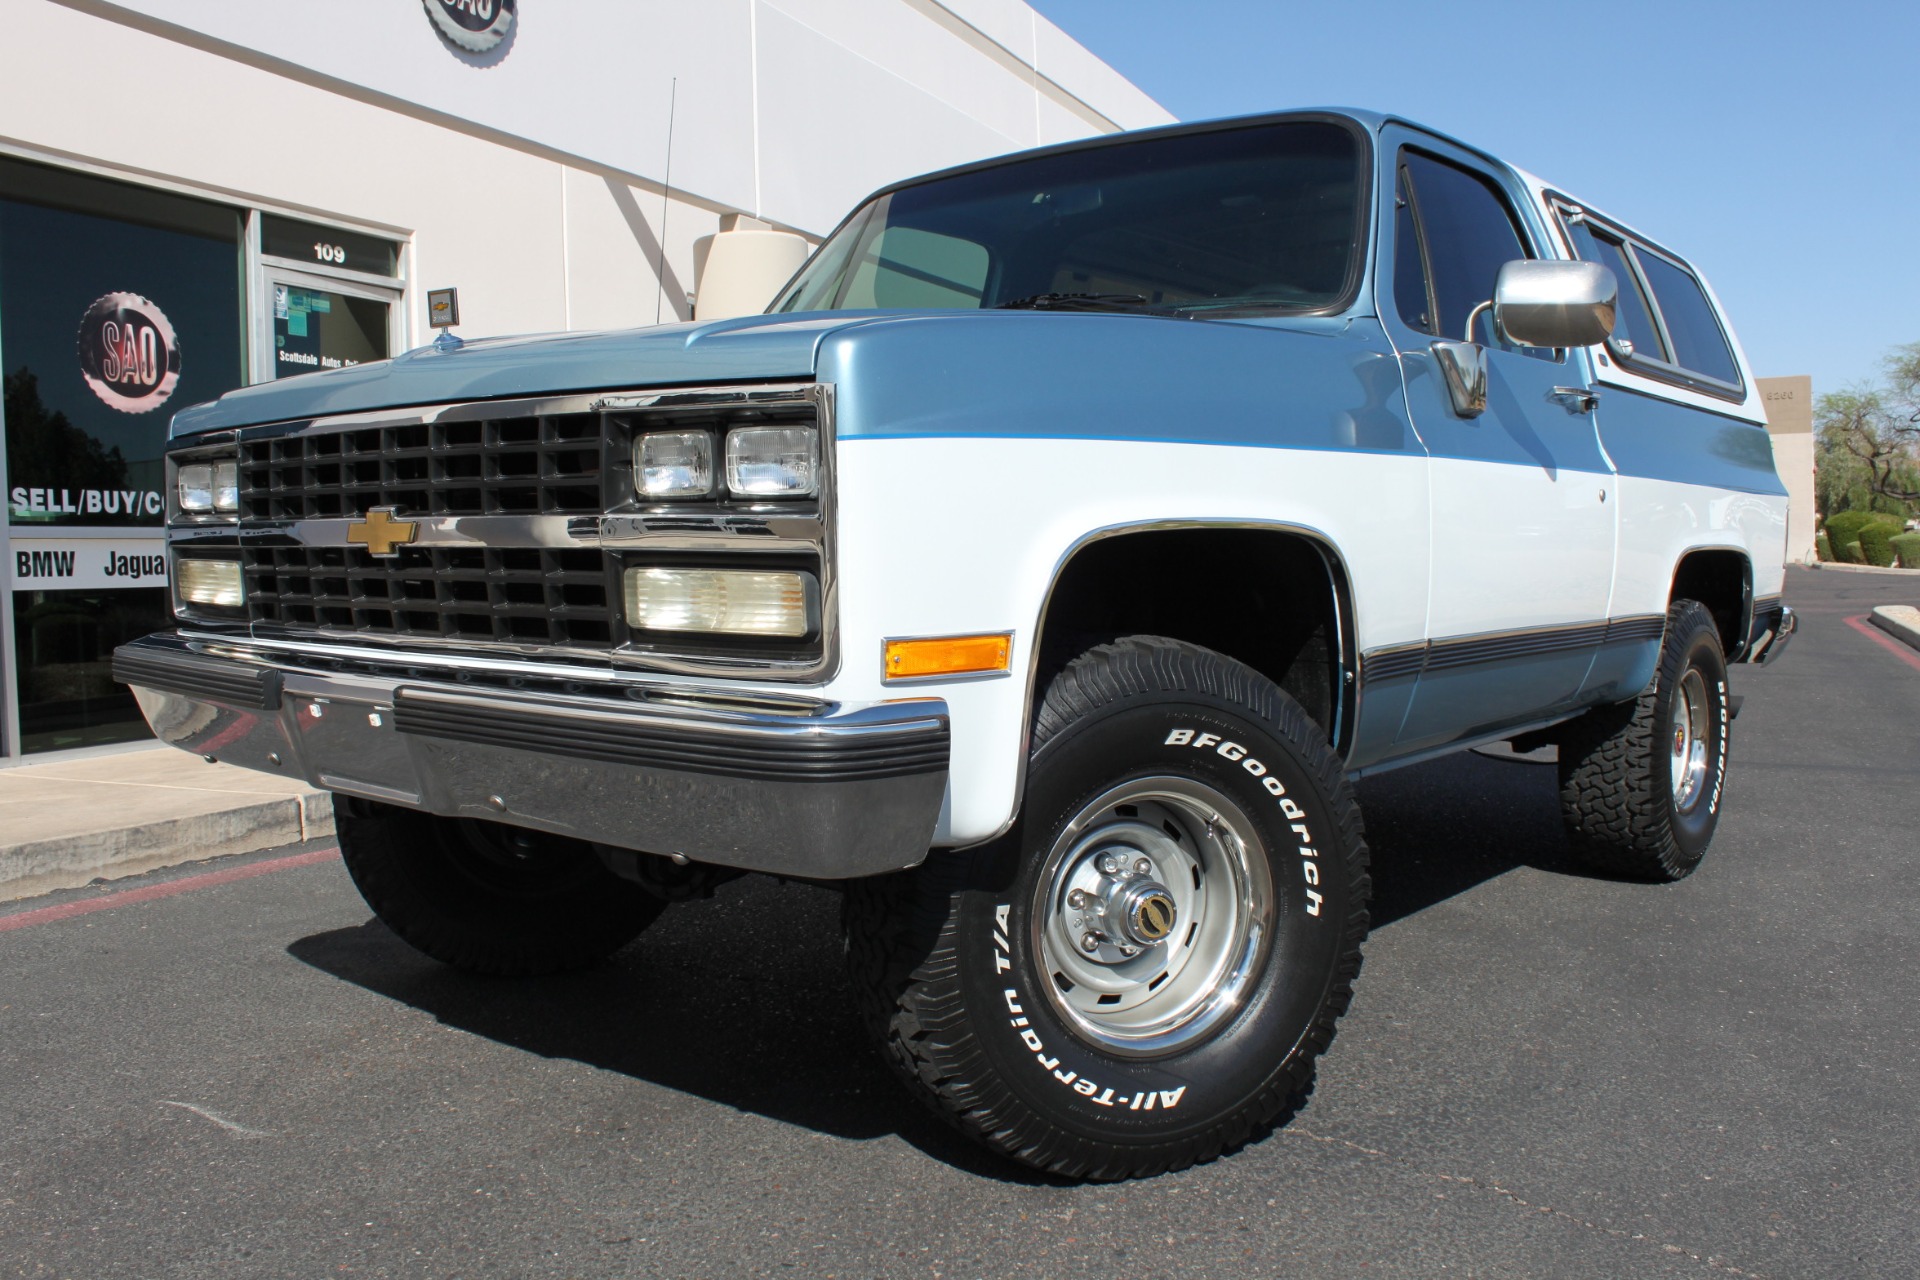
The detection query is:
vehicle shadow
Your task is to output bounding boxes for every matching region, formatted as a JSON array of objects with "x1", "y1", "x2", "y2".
[
  {"x1": 287, "y1": 877, "x2": 1072, "y2": 1184},
  {"x1": 287, "y1": 749, "x2": 1584, "y2": 1179},
  {"x1": 1358, "y1": 747, "x2": 1588, "y2": 928}
]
